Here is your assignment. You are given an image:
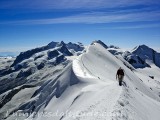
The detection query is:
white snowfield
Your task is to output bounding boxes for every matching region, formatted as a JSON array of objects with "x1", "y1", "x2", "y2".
[{"x1": 5, "y1": 42, "x2": 160, "y2": 120}]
